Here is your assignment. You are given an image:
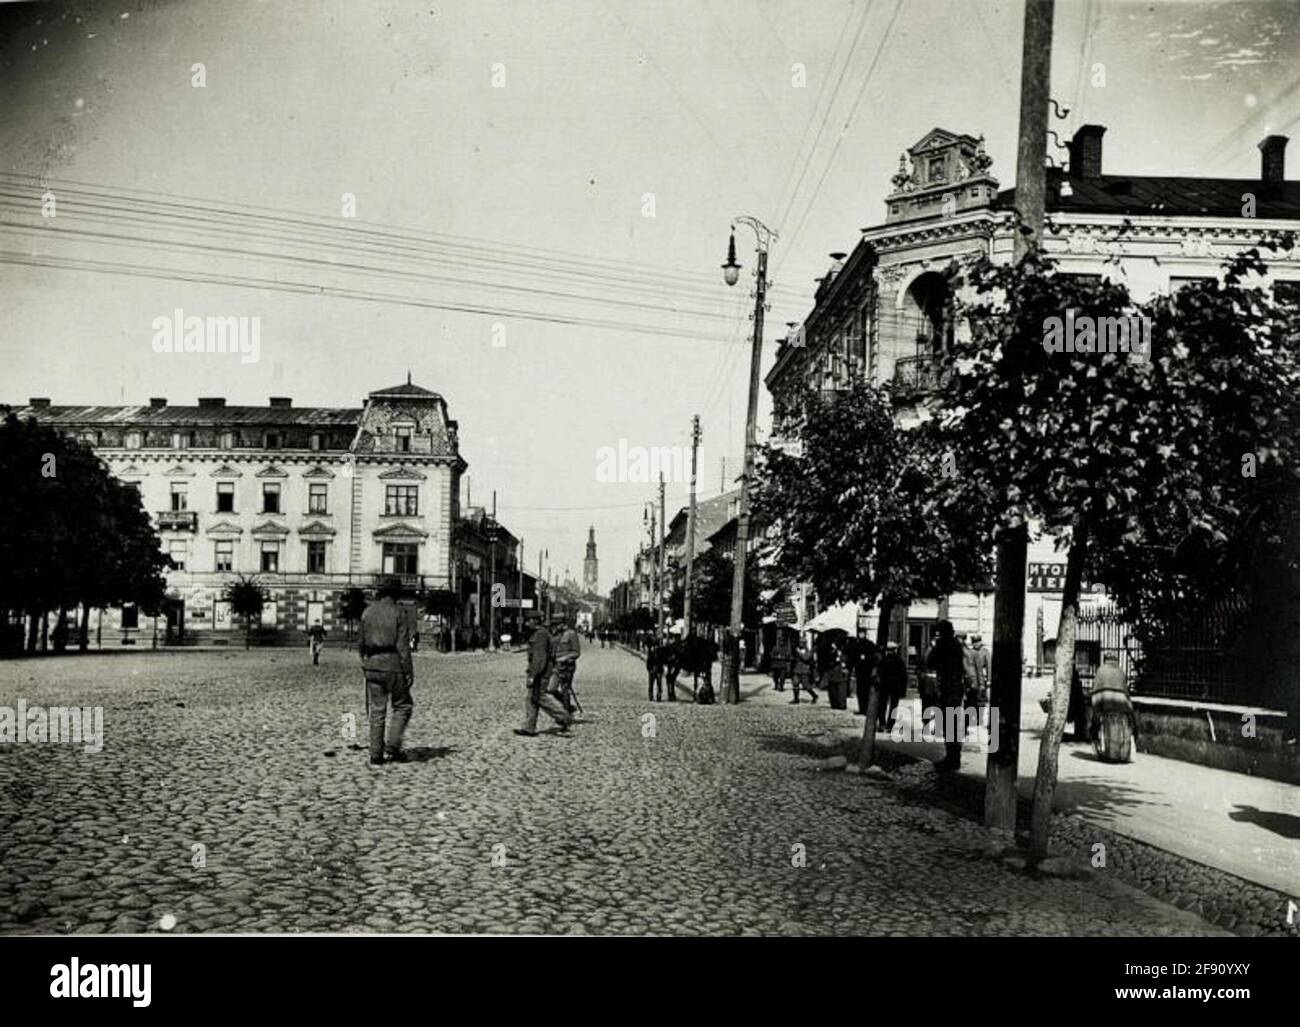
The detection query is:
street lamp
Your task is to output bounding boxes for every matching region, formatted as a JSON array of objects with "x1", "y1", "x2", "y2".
[
  {"x1": 719, "y1": 215, "x2": 776, "y2": 704},
  {"x1": 721, "y1": 229, "x2": 741, "y2": 287}
]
